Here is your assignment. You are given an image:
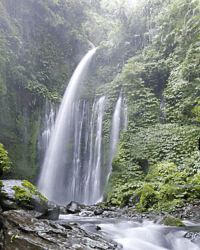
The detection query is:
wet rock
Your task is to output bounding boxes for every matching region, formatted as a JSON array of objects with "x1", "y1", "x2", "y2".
[
  {"x1": 66, "y1": 201, "x2": 82, "y2": 214},
  {"x1": 0, "y1": 209, "x2": 118, "y2": 249},
  {"x1": 185, "y1": 232, "x2": 195, "y2": 239},
  {"x1": 94, "y1": 209, "x2": 104, "y2": 215},
  {"x1": 1, "y1": 180, "x2": 60, "y2": 220},
  {"x1": 59, "y1": 222, "x2": 73, "y2": 230},
  {"x1": 60, "y1": 206, "x2": 67, "y2": 214},
  {"x1": 184, "y1": 232, "x2": 200, "y2": 245},
  {"x1": 96, "y1": 226, "x2": 101, "y2": 231},
  {"x1": 79, "y1": 211, "x2": 94, "y2": 217}
]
